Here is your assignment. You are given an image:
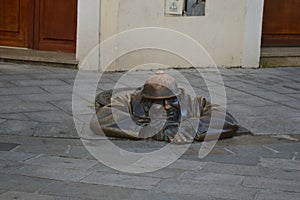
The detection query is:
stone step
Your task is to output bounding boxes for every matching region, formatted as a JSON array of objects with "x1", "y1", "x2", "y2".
[
  {"x1": 0, "y1": 47, "x2": 78, "y2": 69},
  {"x1": 260, "y1": 47, "x2": 300, "y2": 67}
]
